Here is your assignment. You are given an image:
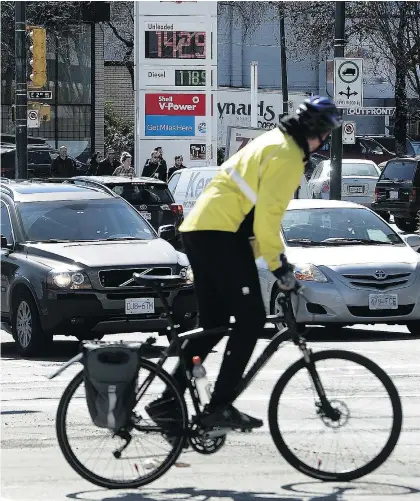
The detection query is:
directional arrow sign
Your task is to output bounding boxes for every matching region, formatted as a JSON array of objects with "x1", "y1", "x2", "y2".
[{"x1": 334, "y1": 58, "x2": 363, "y2": 108}]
